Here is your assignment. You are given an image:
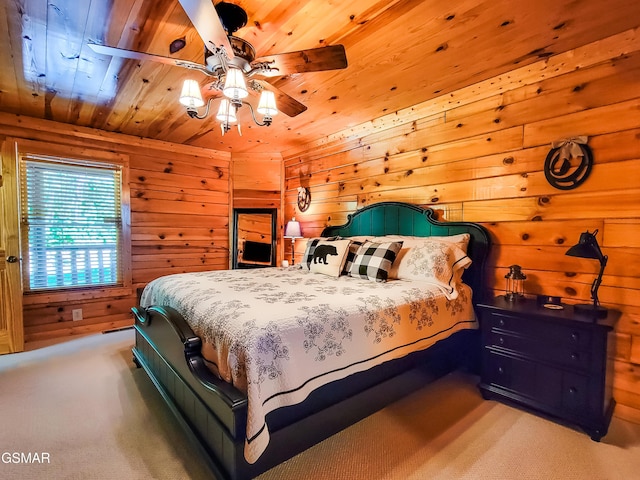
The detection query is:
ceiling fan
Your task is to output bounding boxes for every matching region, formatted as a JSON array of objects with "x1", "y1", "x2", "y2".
[{"x1": 88, "y1": 0, "x2": 348, "y2": 123}]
